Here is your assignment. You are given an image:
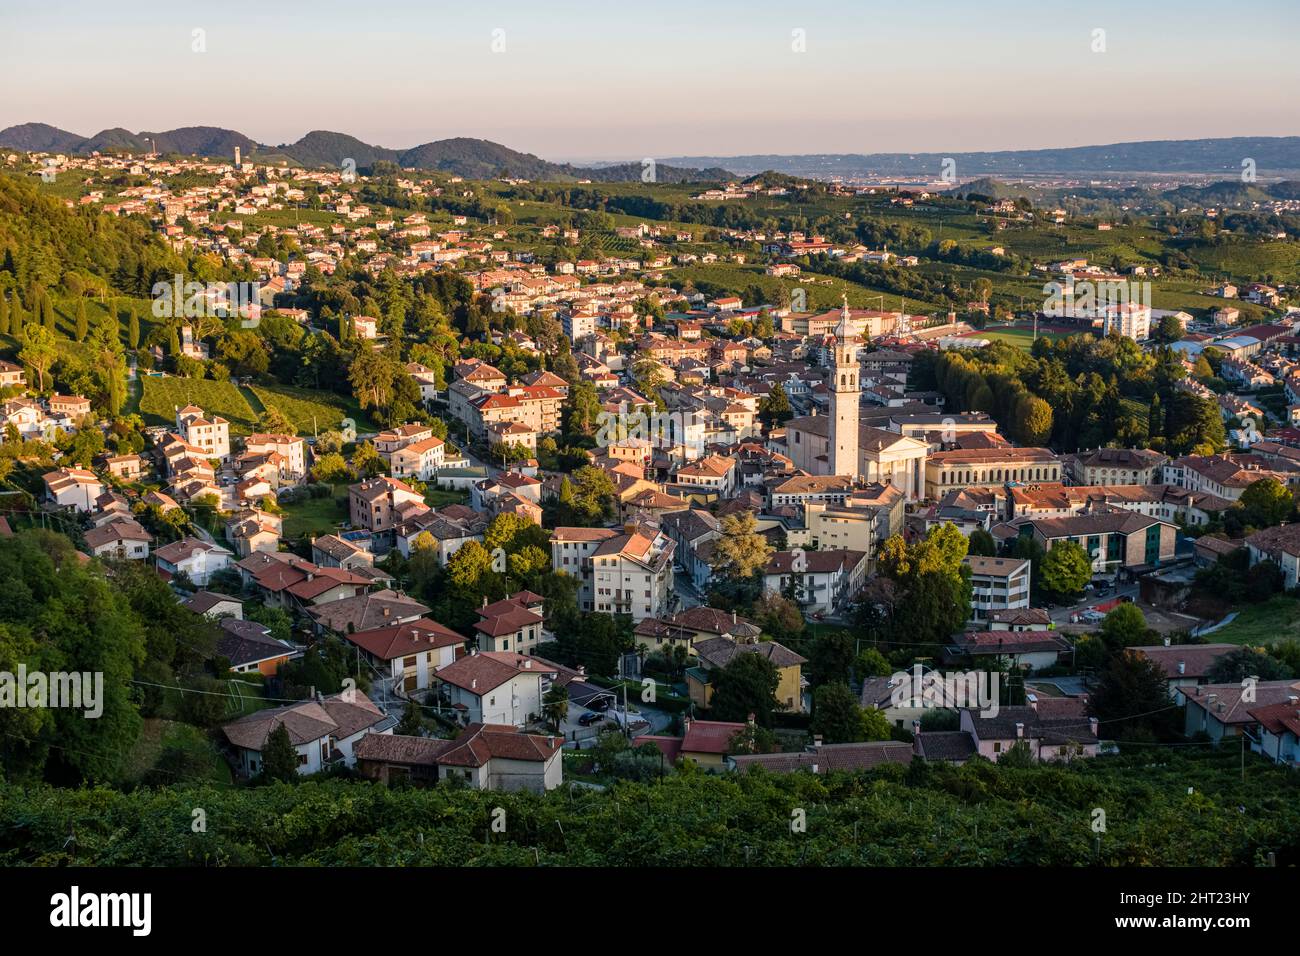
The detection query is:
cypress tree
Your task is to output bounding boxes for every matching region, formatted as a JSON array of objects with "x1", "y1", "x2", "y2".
[{"x1": 75, "y1": 299, "x2": 88, "y2": 342}]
